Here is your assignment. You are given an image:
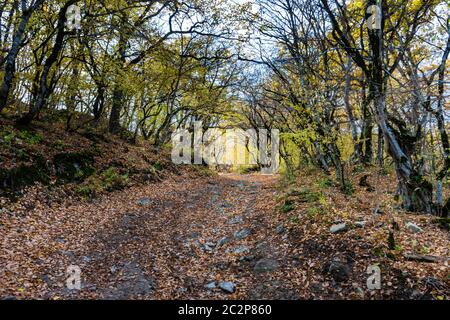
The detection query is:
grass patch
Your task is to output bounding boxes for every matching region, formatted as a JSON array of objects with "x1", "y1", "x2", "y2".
[
  {"x1": 290, "y1": 215, "x2": 300, "y2": 224},
  {"x1": 280, "y1": 200, "x2": 295, "y2": 213},
  {"x1": 237, "y1": 165, "x2": 260, "y2": 174},
  {"x1": 419, "y1": 246, "x2": 431, "y2": 254},
  {"x1": 372, "y1": 246, "x2": 385, "y2": 257},
  {"x1": 317, "y1": 177, "x2": 334, "y2": 189},
  {"x1": 190, "y1": 165, "x2": 215, "y2": 177},
  {"x1": 288, "y1": 188, "x2": 323, "y2": 203},
  {"x1": 305, "y1": 206, "x2": 323, "y2": 218},
  {"x1": 1, "y1": 127, "x2": 43, "y2": 145},
  {"x1": 102, "y1": 167, "x2": 129, "y2": 191},
  {"x1": 18, "y1": 130, "x2": 43, "y2": 145}
]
